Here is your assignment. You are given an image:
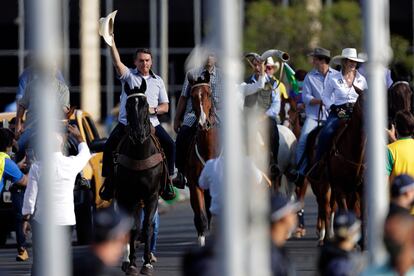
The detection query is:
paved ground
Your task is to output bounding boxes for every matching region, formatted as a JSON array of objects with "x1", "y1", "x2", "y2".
[{"x1": 0, "y1": 191, "x2": 320, "y2": 276}]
